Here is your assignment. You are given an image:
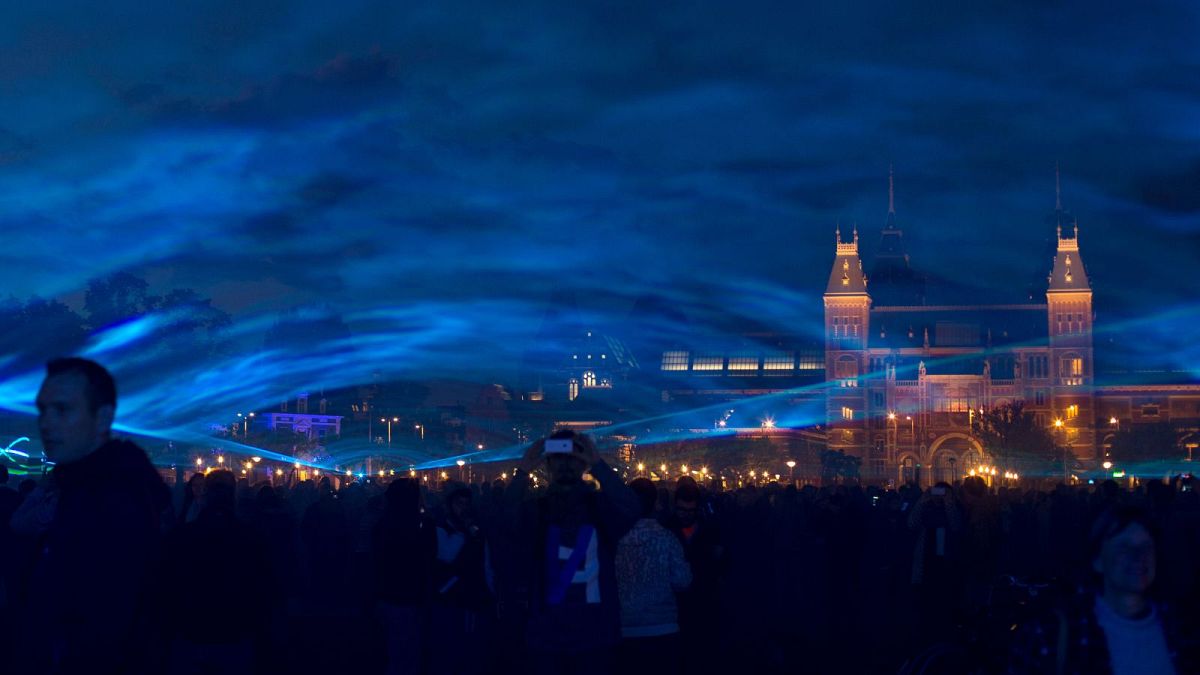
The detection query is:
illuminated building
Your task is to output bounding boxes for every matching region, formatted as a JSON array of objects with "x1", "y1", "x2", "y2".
[{"x1": 657, "y1": 170, "x2": 1199, "y2": 483}]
